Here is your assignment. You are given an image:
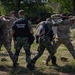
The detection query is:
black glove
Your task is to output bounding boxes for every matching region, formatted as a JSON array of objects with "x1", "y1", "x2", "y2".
[{"x1": 36, "y1": 35, "x2": 39, "y2": 43}]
